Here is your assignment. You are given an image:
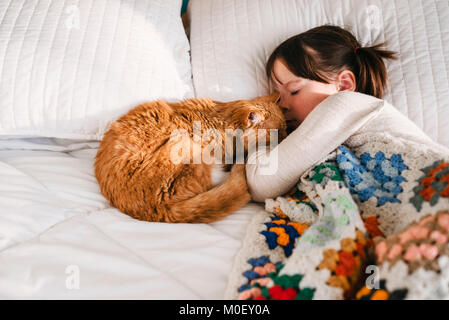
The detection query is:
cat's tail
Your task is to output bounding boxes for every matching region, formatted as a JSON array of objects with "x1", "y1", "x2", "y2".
[{"x1": 165, "y1": 164, "x2": 251, "y2": 223}]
